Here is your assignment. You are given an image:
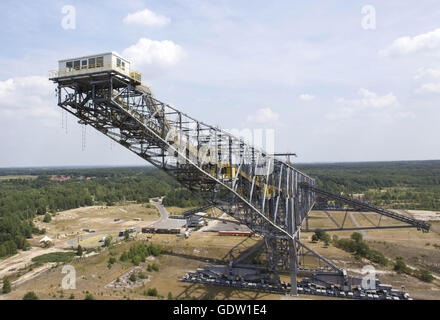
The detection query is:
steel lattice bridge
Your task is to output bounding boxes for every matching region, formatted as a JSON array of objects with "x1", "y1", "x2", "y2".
[{"x1": 50, "y1": 60, "x2": 430, "y2": 296}]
